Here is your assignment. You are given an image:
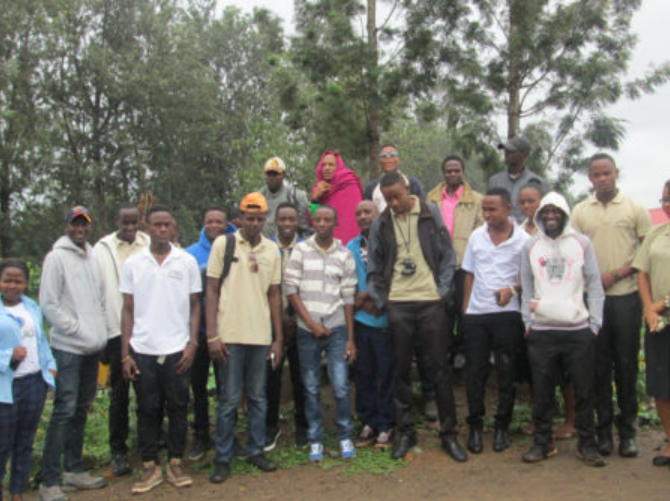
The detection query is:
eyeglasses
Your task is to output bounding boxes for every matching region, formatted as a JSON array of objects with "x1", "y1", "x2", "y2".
[
  {"x1": 660, "y1": 198, "x2": 670, "y2": 205},
  {"x1": 265, "y1": 171, "x2": 282, "y2": 177},
  {"x1": 379, "y1": 152, "x2": 399, "y2": 159}
]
